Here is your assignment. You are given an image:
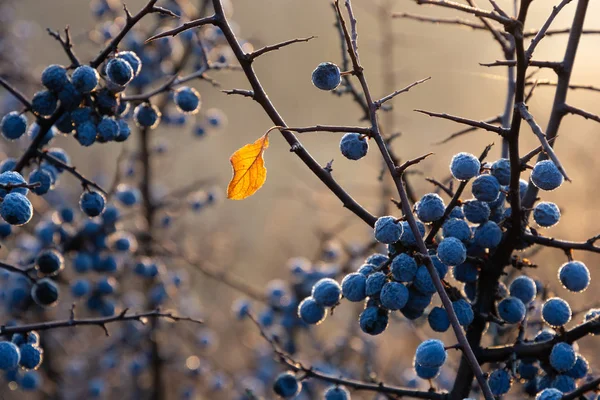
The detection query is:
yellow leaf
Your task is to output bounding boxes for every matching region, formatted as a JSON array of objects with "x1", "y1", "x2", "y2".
[{"x1": 227, "y1": 133, "x2": 270, "y2": 200}]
